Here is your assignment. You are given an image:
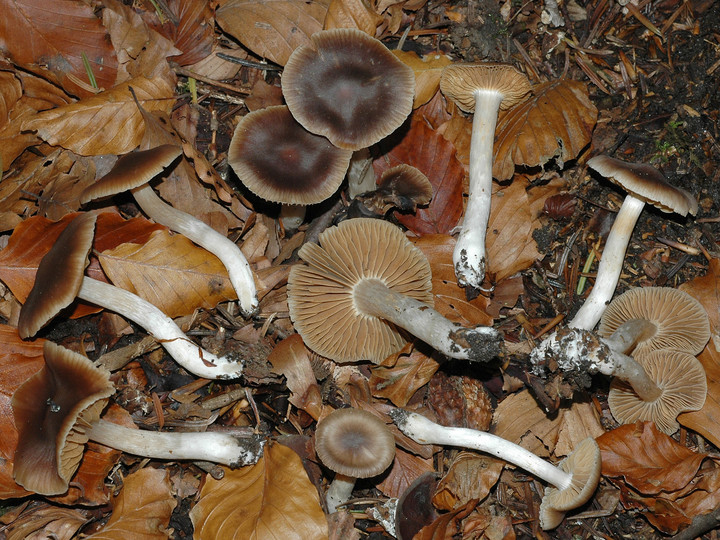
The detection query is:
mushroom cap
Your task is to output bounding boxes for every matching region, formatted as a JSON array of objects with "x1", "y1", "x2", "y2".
[
  {"x1": 587, "y1": 155, "x2": 698, "y2": 216},
  {"x1": 377, "y1": 164, "x2": 433, "y2": 209},
  {"x1": 11, "y1": 341, "x2": 114, "y2": 495},
  {"x1": 287, "y1": 218, "x2": 433, "y2": 363},
  {"x1": 79, "y1": 145, "x2": 182, "y2": 204},
  {"x1": 228, "y1": 105, "x2": 352, "y2": 205},
  {"x1": 598, "y1": 287, "x2": 710, "y2": 357},
  {"x1": 539, "y1": 437, "x2": 601, "y2": 530},
  {"x1": 608, "y1": 348, "x2": 707, "y2": 434},
  {"x1": 282, "y1": 29, "x2": 415, "y2": 151},
  {"x1": 439, "y1": 63, "x2": 532, "y2": 113},
  {"x1": 17, "y1": 212, "x2": 97, "y2": 338},
  {"x1": 315, "y1": 408, "x2": 396, "y2": 478}
]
